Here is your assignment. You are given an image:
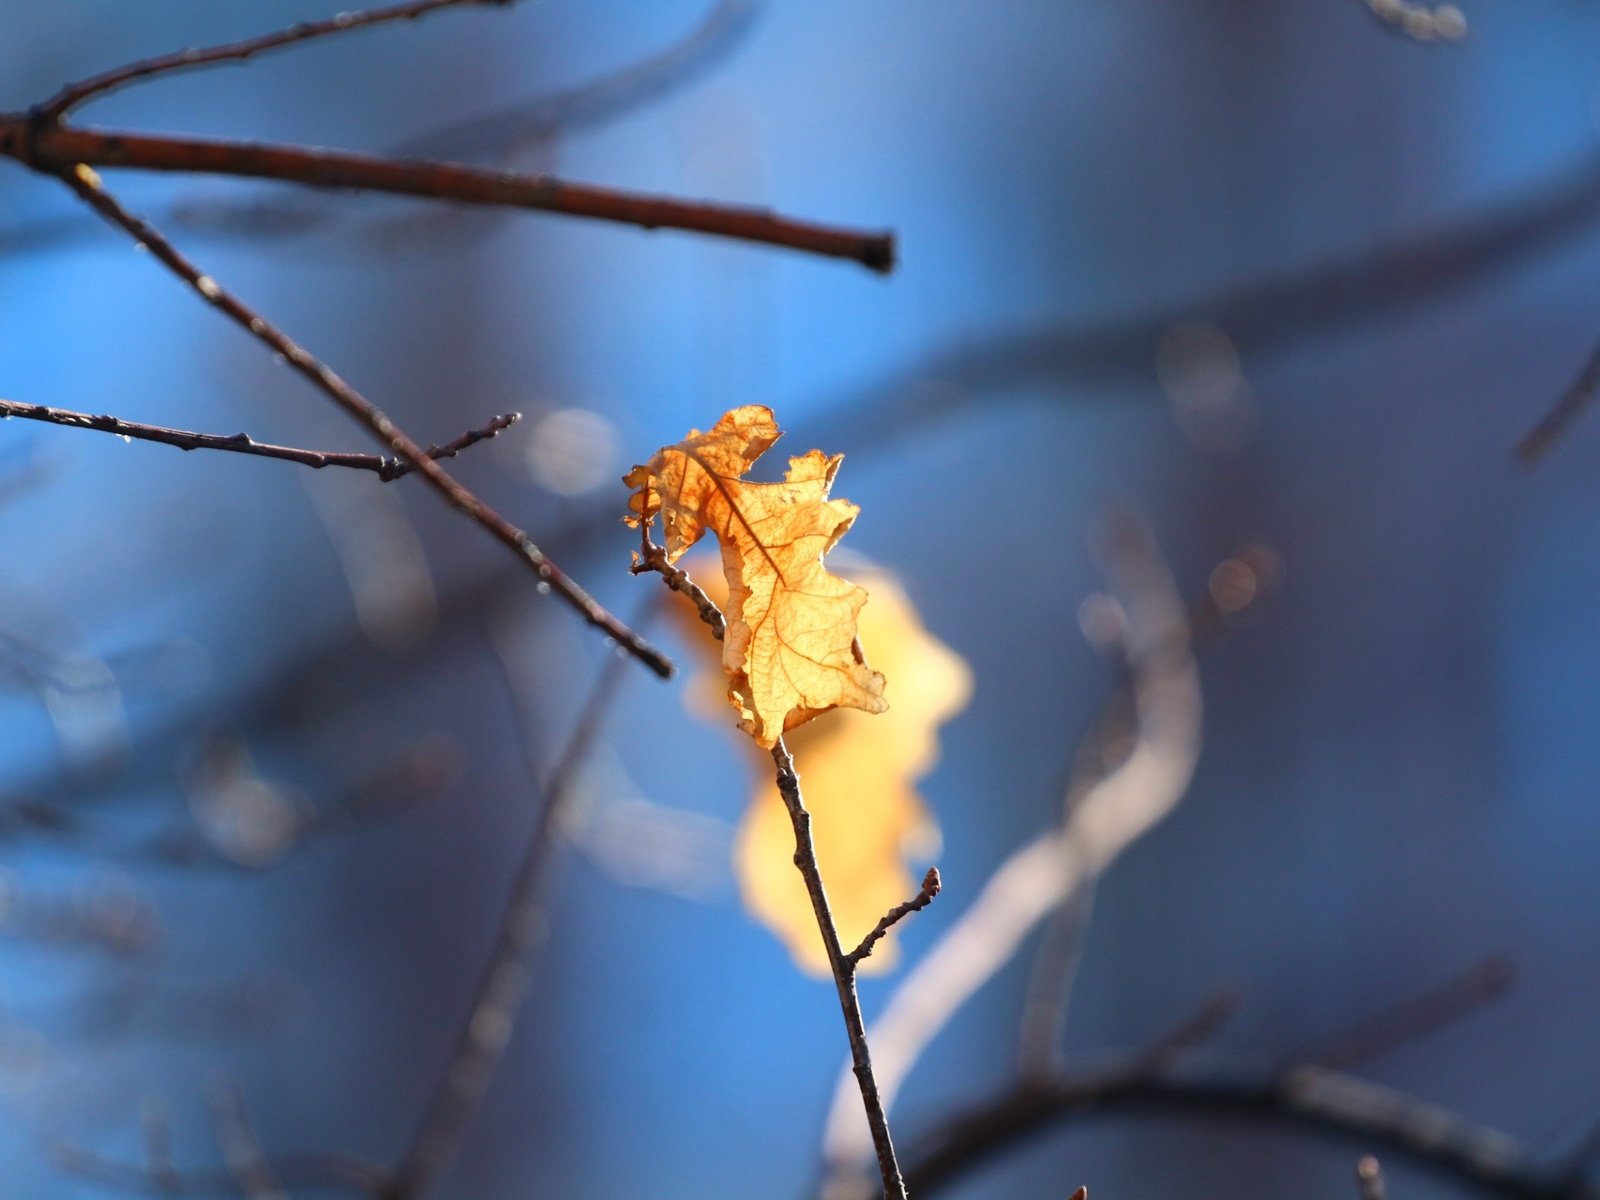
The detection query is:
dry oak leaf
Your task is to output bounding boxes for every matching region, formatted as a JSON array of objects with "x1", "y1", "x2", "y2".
[{"x1": 626, "y1": 405, "x2": 887, "y2": 748}]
